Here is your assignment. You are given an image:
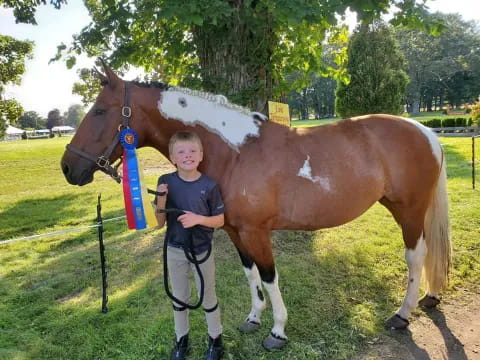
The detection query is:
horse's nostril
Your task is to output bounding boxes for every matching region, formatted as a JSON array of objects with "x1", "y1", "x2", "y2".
[{"x1": 62, "y1": 162, "x2": 70, "y2": 176}]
